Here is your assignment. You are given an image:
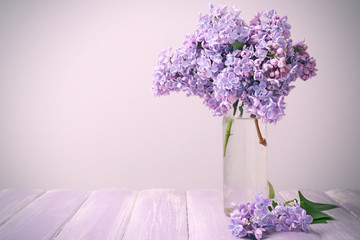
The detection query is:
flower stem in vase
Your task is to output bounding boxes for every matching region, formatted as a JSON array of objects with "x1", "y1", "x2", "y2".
[
  {"x1": 223, "y1": 101, "x2": 245, "y2": 157},
  {"x1": 251, "y1": 114, "x2": 267, "y2": 147},
  {"x1": 223, "y1": 118, "x2": 233, "y2": 157}
]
